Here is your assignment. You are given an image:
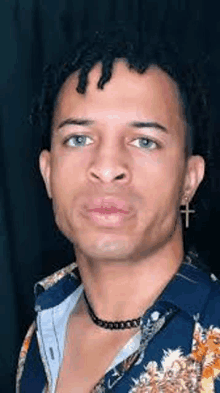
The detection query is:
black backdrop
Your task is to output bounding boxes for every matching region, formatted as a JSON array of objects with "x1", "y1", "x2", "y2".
[{"x1": 1, "y1": 1, "x2": 220, "y2": 391}]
